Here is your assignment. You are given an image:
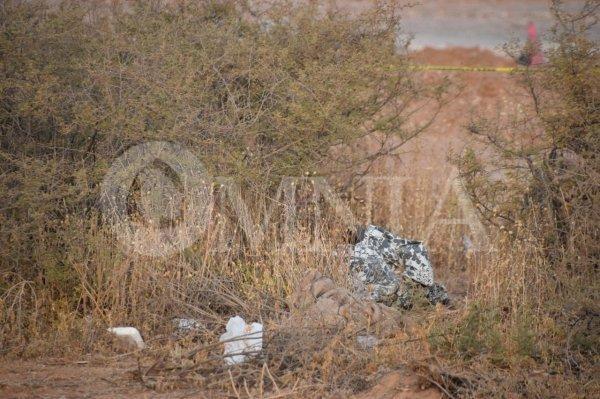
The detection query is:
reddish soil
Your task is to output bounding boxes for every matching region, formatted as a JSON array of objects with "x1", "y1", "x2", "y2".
[
  {"x1": 0, "y1": 358, "x2": 211, "y2": 399},
  {"x1": 397, "y1": 47, "x2": 522, "y2": 171},
  {"x1": 0, "y1": 359, "x2": 442, "y2": 398},
  {"x1": 351, "y1": 370, "x2": 442, "y2": 399}
]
